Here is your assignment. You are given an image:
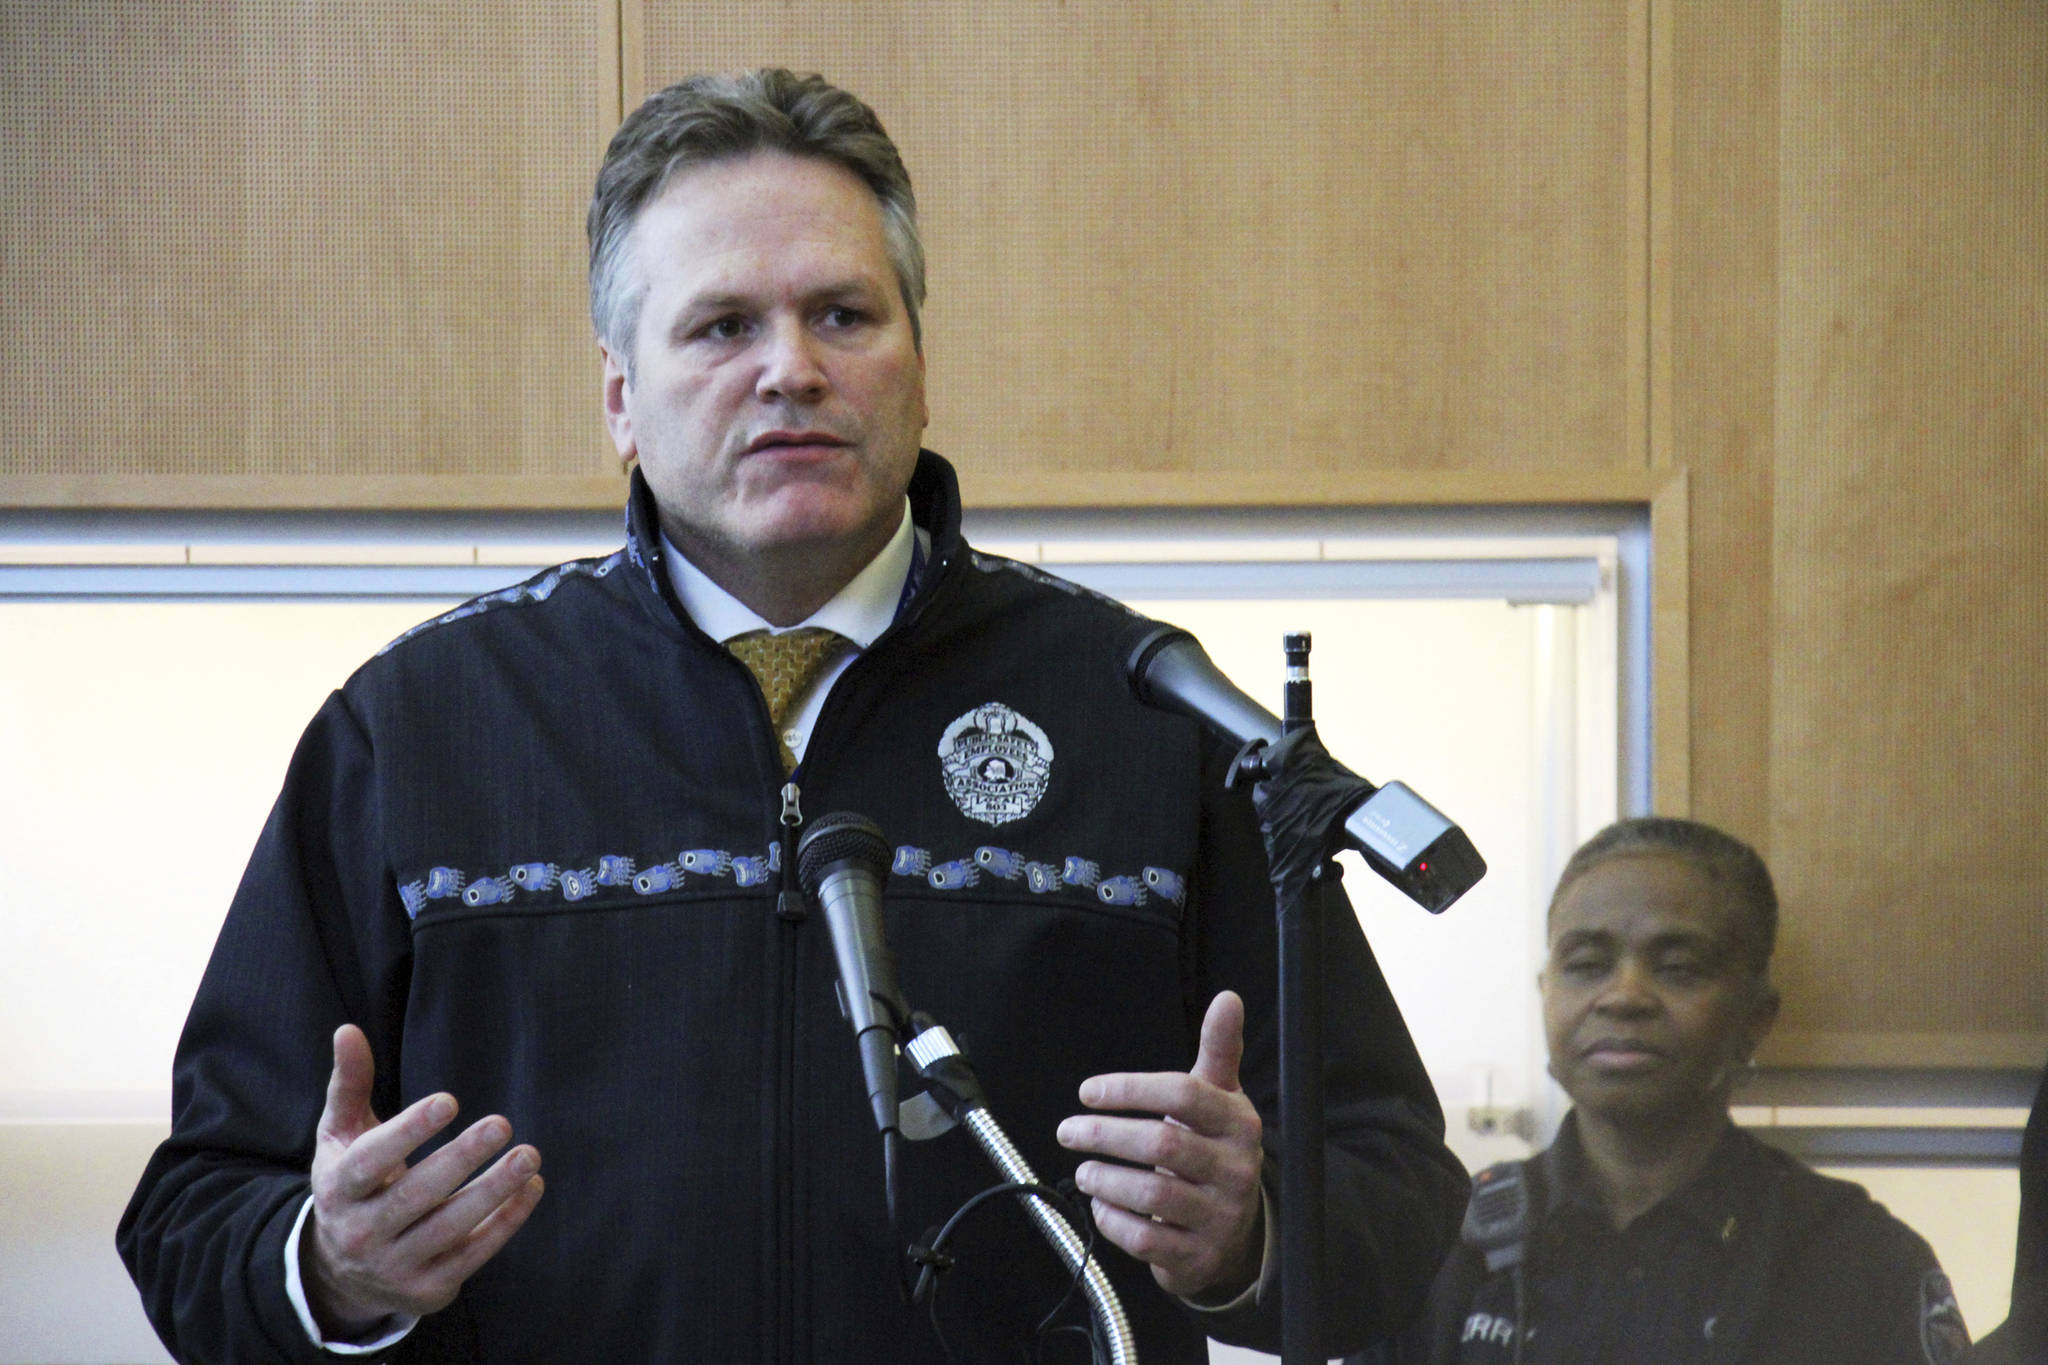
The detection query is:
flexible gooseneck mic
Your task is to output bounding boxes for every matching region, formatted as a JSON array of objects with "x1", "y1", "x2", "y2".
[
  {"x1": 797, "y1": 813, "x2": 909, "y2": 1136},
  {"x1": 796, "y1": 814, "x2": 1140, "y2": 1362},
  {"x1": 905, "y1": 1021, "x2": 1140, "y2": 1365},
  {"x1": 1124, "y1": 622, "x2": 1487, "y2": 913}
]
